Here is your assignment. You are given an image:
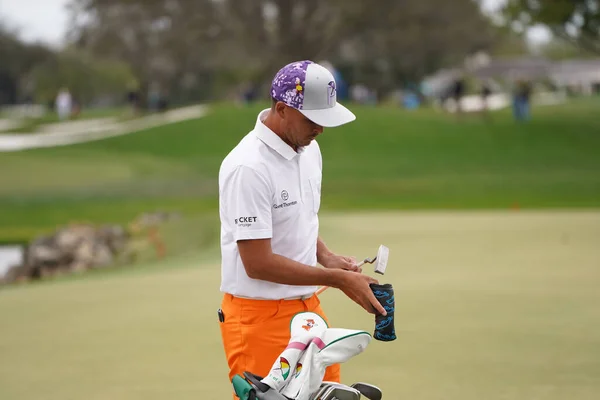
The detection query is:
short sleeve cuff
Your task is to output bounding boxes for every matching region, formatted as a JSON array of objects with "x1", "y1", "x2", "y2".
[{"x1": 234, "y1": 229, "x2": 273, "y2": 241}]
